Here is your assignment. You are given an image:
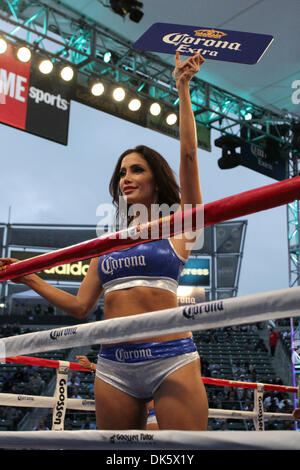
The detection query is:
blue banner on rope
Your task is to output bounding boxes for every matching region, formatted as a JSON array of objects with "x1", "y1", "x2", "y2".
[{"x1": 133, "y1": 23, "x2": 274, "y2": 64}]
